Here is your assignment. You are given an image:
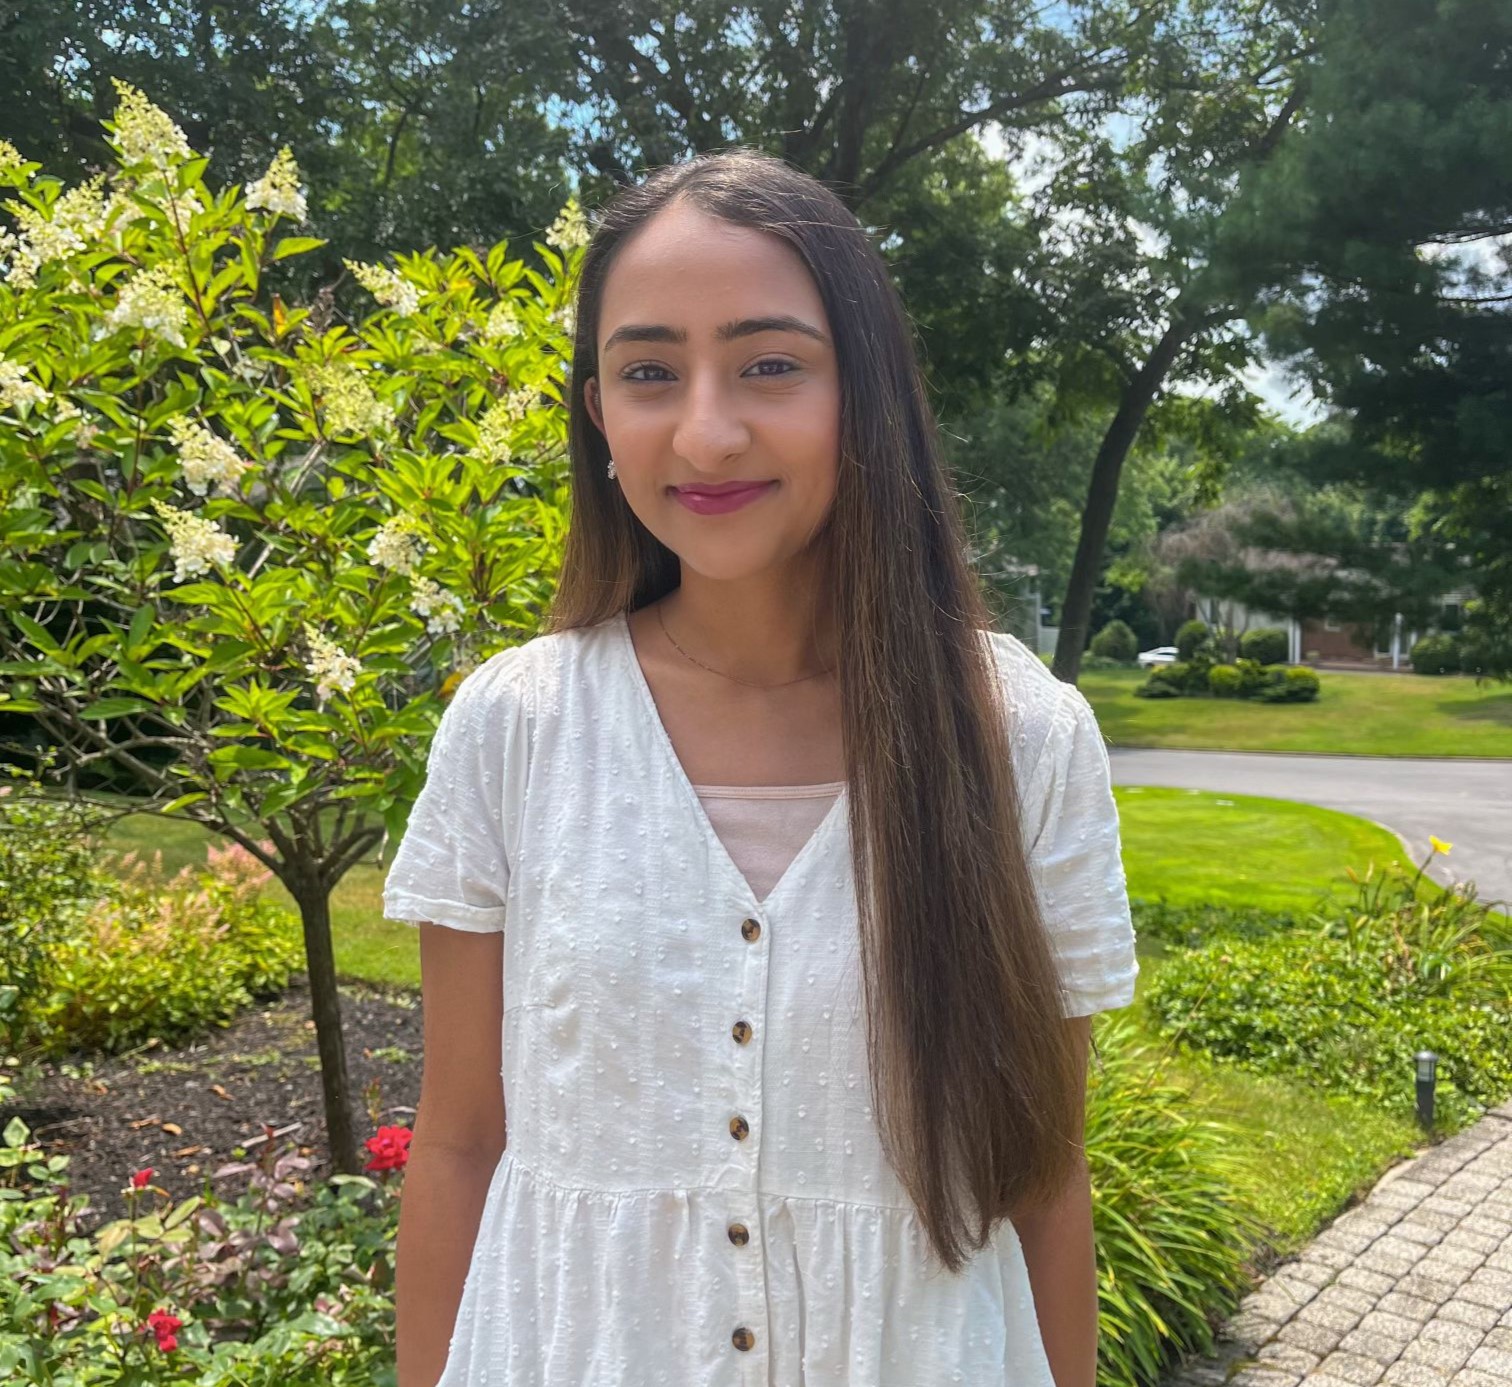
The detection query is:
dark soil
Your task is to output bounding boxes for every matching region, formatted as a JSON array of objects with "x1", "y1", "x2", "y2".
[{"x1": 1, "y1": 979, "x2": 423, "y2": 1226}]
